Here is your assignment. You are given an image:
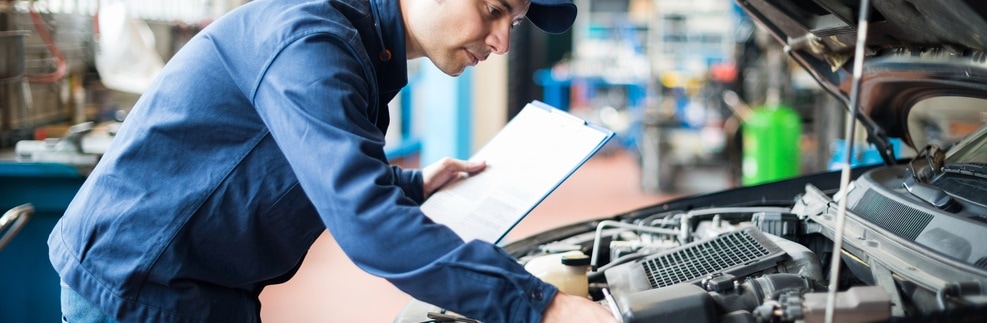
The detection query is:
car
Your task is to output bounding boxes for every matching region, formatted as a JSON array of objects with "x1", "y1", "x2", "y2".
[{"x1": 395, "y1": 0, "x2": 987, "y2": 322}]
